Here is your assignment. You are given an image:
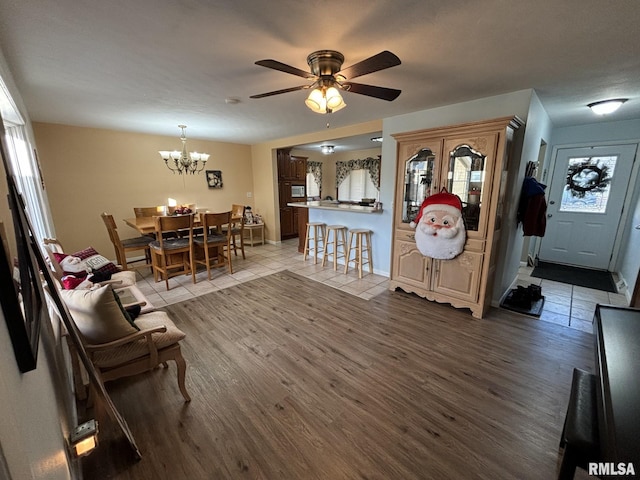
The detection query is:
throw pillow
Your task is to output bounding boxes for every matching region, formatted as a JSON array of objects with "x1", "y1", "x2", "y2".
[
  {"x1": 60, "y1": 284, "x2": 139, "y2": 344},
  {"x1": 53, "y1": 246, "x2": 120, "y2": 280}
]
